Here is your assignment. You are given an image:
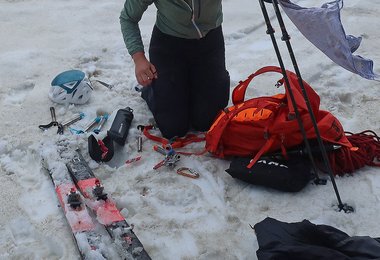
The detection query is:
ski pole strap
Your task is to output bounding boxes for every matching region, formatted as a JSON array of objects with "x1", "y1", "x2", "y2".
[{"x1": 142, "y1": 125, "x2": 207, "y2": 156}]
